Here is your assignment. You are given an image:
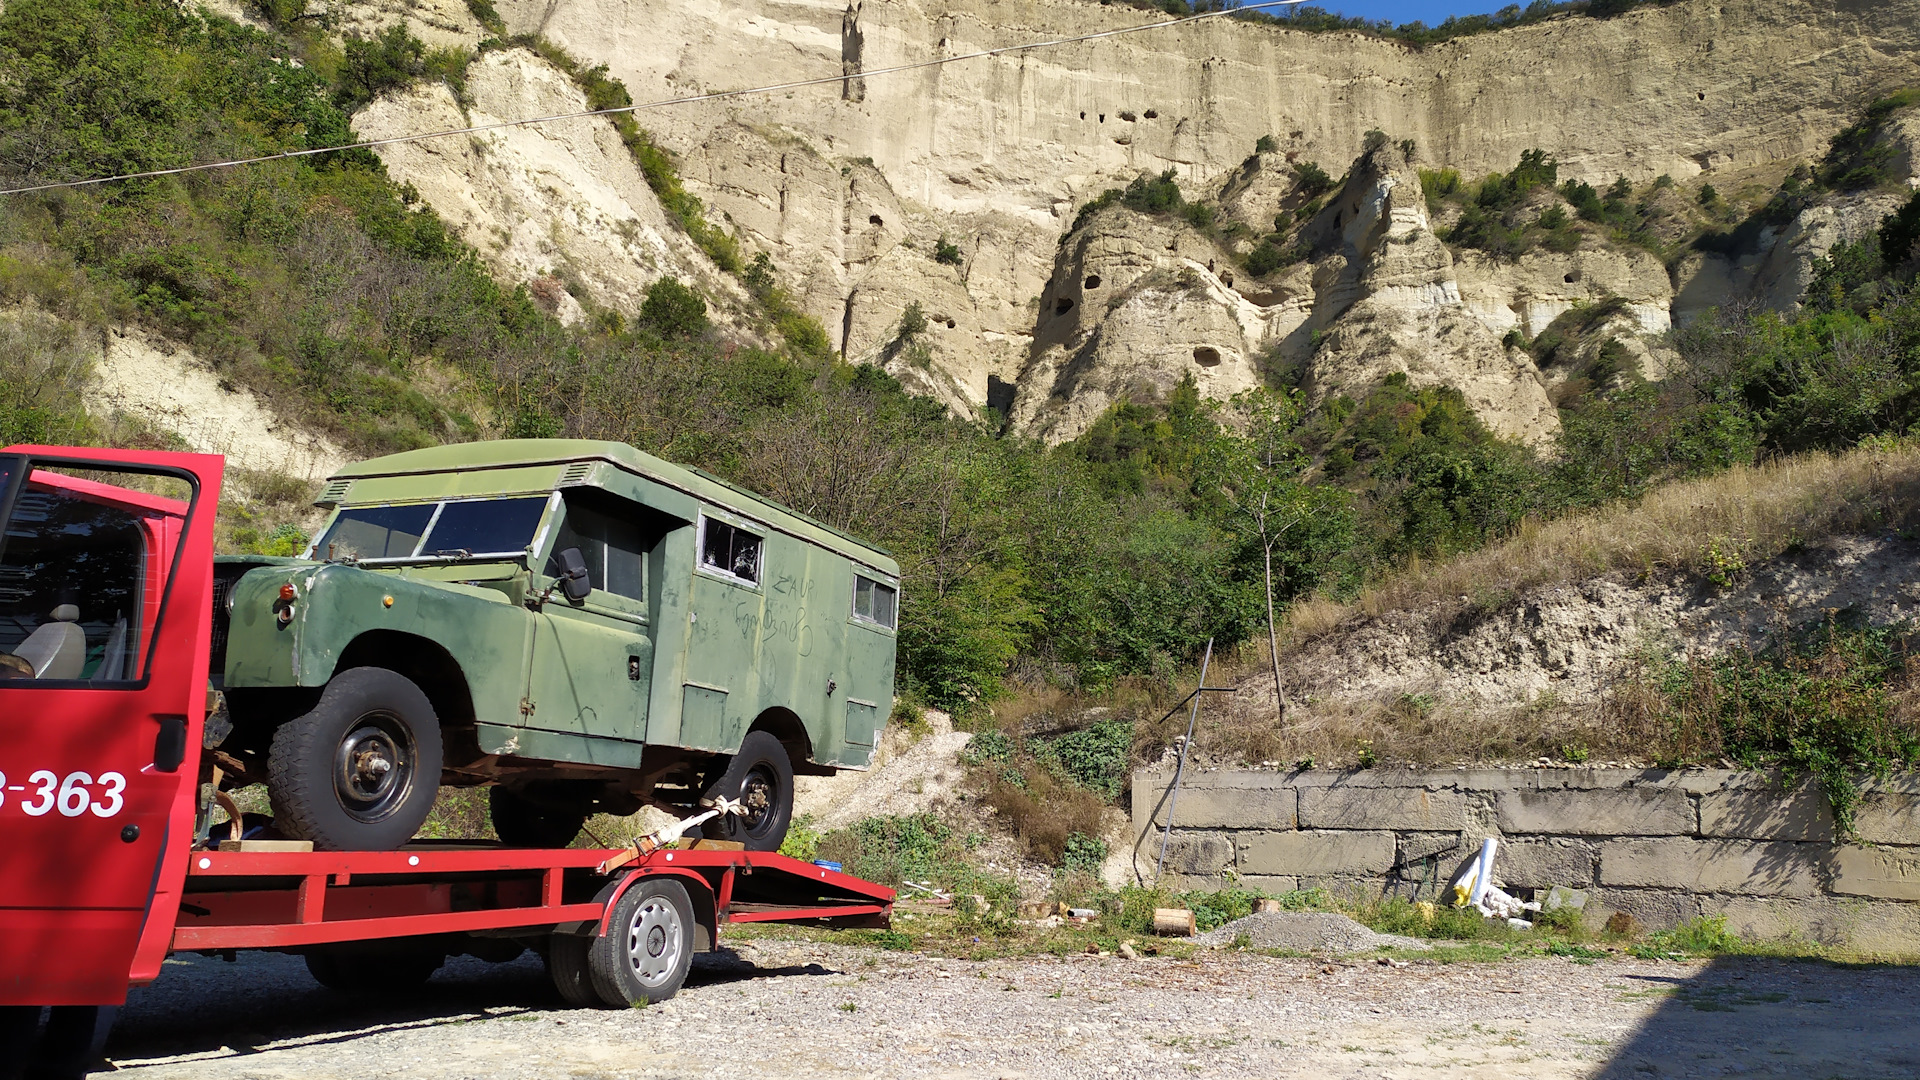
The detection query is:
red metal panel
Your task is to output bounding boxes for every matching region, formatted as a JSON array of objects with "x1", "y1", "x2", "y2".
[
  {"x1": 184, "y1": 847, "x2": 618, "y2": 879},
  {"x1": 725, "y1": 904, "x2": 890, "y2": 923},
  {"x1": 173, "y1": 903, "x2": 607, "y2": 950}
]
